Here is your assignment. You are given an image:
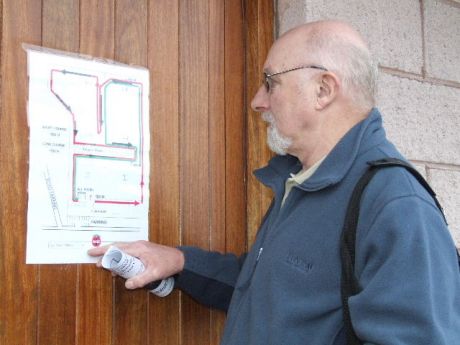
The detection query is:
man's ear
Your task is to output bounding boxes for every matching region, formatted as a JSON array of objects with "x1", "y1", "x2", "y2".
[{"x1": 315, "y1": 72, "x2": 340, "y2": 110}]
